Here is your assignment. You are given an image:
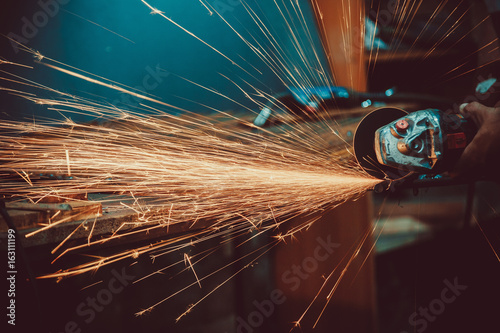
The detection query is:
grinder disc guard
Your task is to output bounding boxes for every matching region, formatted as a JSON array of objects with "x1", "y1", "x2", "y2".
[{"x1": 354, "y1": 107, "x2": 412, "y2": 180}]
